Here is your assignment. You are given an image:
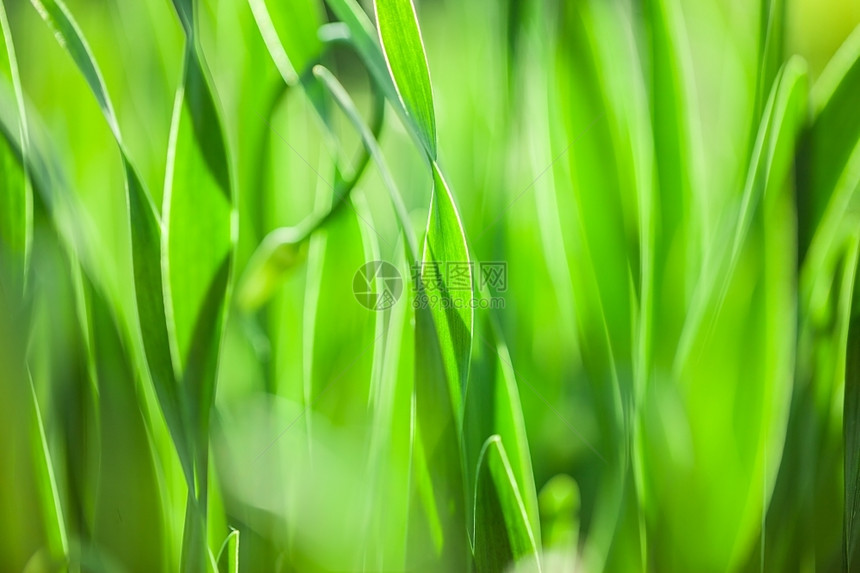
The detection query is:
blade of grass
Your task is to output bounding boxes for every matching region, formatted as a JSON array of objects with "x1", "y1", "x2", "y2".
[
  {"x1": 644, "y1": 0, "x2": 701, "y2": 374},
  {"x1": 799, "y1": 25, "x2": 860, "y2": 255},
  {"x1": 371, "y1": 0, "x2": 474, "y2": 566},
  {"x1": 676, "y1": 57, "x2": 807, "y2": 373},
  {"x1": 0, "y1": 0, "x2": 31, "y2": 297},
  {"x1": 164, "y1": 1, "x2": 236, "y2": 566},
  {"x1": 324, "y1": 0, "x2": 405, "y2": 130},
  {"x1": 799, "y1": 27, "x2": 860, "y2": 315},
  {"x1": 84, "y1": 273, "x2": 167, "y2": 572},
  {"x1": 465, "y1": 314, "x2": 540, "y2": 551},
  {"x1": 845, "y1": 230, "x2": 860, "y2": 571},
  {"x1": 374, "y1": 0, "x2": 436, "y2": 158},
  {"x1": 27, "y1": 0, "x2": 190, "y2": 485},
  {"x1": 0, "y1": 293, "x2": 68, "y2": 570},
  {"x1": 473, "y1": 436, "x2": 540, "y2": 573},
  {"x1": 237, "y1": 69, "x2": 384, "y2": 311},
  {"x1": 216, "y1": 530, "x2": 240, "y2": 573},
  {"x1": 312, "y1": 65, "x2": 417, "y2": 260},
  {"x1": 249, "y1": 0, "x2": 321, "y2": 82}
]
